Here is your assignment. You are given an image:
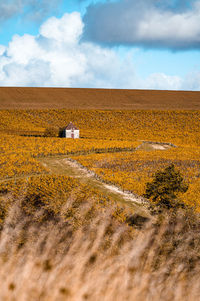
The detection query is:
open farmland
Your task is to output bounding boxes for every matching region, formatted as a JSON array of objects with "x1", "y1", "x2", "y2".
[
  {"x1": 0, "y1": 109, "x2": 199, "y2": 145},
  {"x1": 0, "y1": 104, "x2": 200, "y2": 300},
  {"x1": 0, "y1": 108, "x2": 199, "y2": 208},
  {"x1": 0, "y1": 87, "x2": 200, "y2": 110}
]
